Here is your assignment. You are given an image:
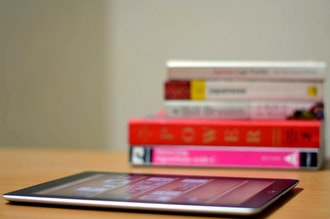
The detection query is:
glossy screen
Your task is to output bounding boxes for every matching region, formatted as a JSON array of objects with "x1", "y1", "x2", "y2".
[{"x1": 35, "y1": 173, "x2": 277, "y2": 207}]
